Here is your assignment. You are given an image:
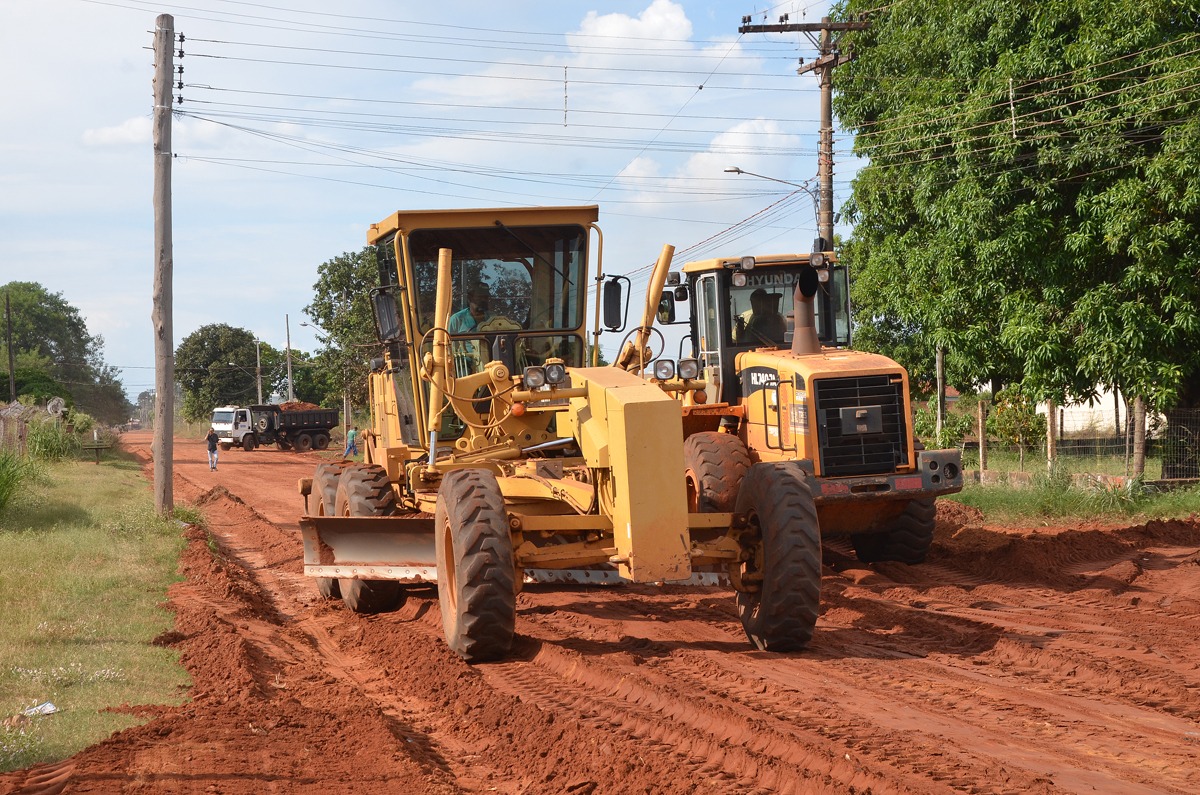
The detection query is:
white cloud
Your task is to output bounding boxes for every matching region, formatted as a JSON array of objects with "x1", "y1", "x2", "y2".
[{"x1": 83, "y1": 116, "x2": 151, "y2": 147}]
